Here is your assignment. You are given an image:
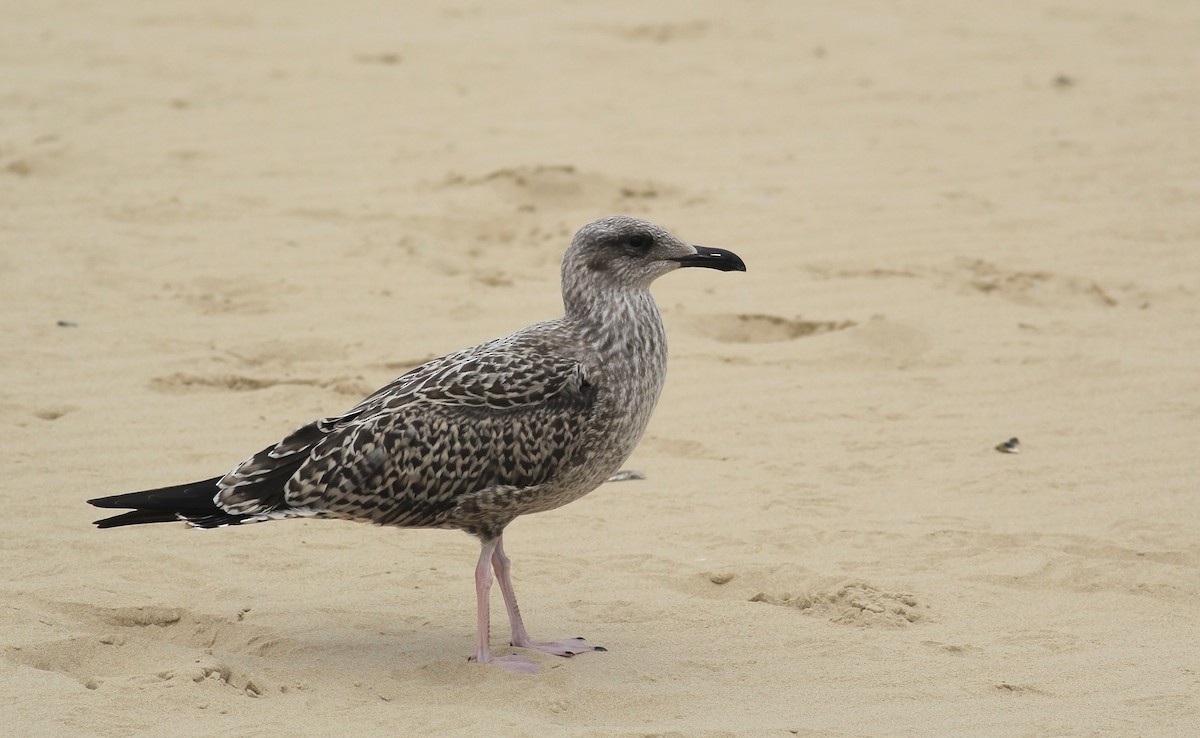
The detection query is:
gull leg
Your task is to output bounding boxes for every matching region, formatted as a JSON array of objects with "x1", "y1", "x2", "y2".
[
  {"x1": 491, "y1": 534, "x2": 606, "y2": 658},
  {"x1": 469, "y1": 538, "x2": 537, "y2": 674}
]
